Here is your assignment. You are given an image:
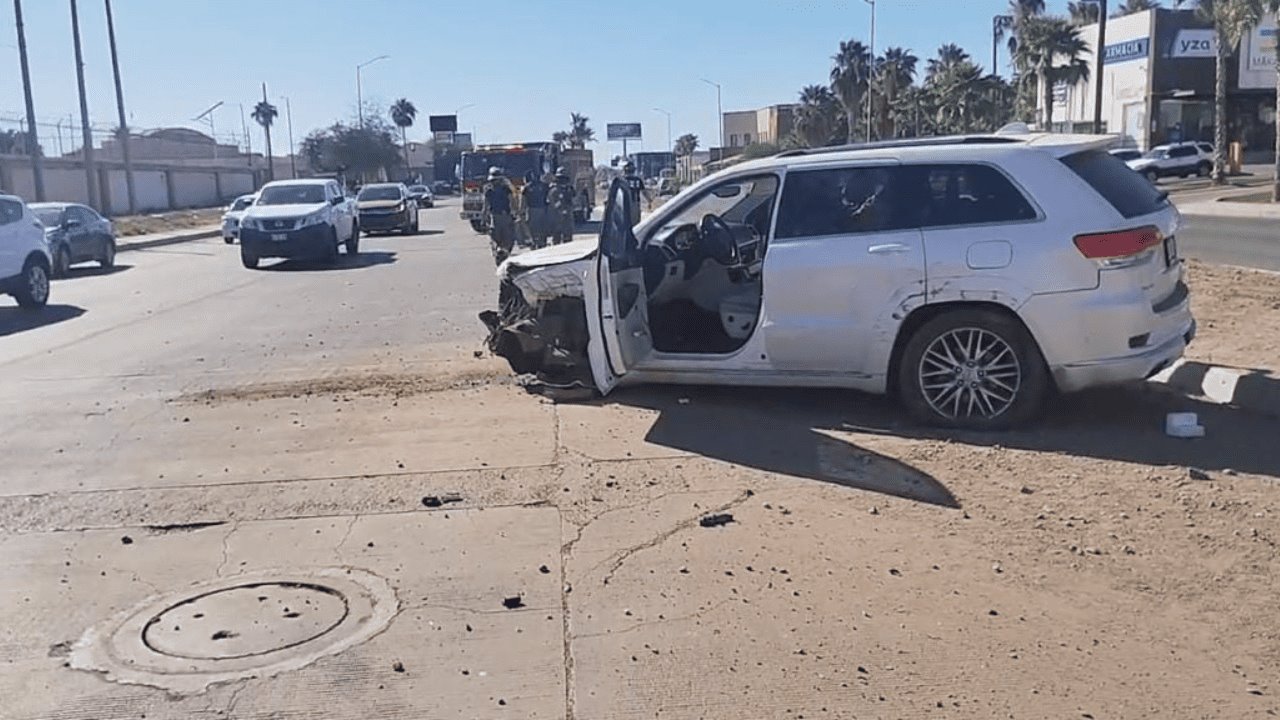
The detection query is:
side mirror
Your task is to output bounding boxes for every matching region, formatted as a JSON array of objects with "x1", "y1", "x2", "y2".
[
  {"x1": 330, "y1": 196, "x2": 343, "y2": 206},
  {"x1": 63, "y1": 217, "x2": 82, "y2": 228}
]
